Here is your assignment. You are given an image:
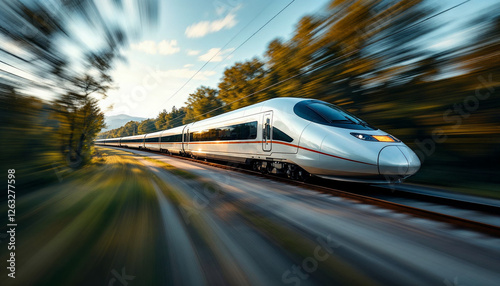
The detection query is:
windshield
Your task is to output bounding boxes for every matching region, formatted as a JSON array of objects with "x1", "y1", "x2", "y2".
[{"x1": 294, "y1": 100, "x2": 376, "y2": 130}]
